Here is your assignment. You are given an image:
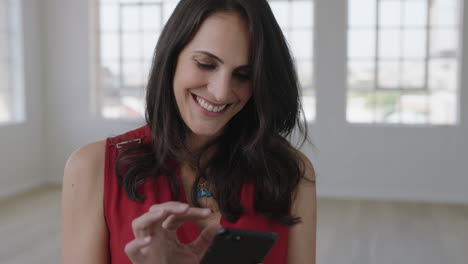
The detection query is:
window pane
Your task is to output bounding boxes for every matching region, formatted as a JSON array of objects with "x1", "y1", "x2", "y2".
[
  {"x1": 347, "y1": 91, "x2": 374, "y2": 123},
  {"x1": 348, "y1": 60, "x2": 374, "y2": 91},
  {"x1": 401, "y1": 61, "x2": 425, "y2": 89},
  {"x1": 378, "y1": 61, "x2": 400, "y2": 89},
  {"x1": 430, "y1": 29, "x2": 458, "y2": 58},
  {"x1": 302, "y1": 93, "x2": 315, "y2": 120},
  {"x1": 122, "y1": 33, "x2": 141, "y2": 60},
  {"x1": 121, "y1": 95, "x2": 145, "y2": 118},
  {"x1": 143, "y1": 60, "x2": 152, "y2": 83},
  {"x1": 0, "y1": 0, "x2": 24, "y2": 123},
  {"x1": 347, "y1": 0, "x2": 459, "y2": 125},
  {"x1": 403, "y1": 29, "x2": 426, "y2": 59},
  {"x1": 375, "y1": 90, "x2": 400, "y2": 123},
  {"x1": 379, "y1": 29, "x2": 400, "y2": 58},
  {"x1": 429, "y1": 90, "x2": 456, "y2": 124},
  {"x1": 100, "y1": 60, "x2": 119, "y2": 82},
  {"x1": 142, "y1": 5, "x2": 162, "y2": 31},
  {"x1": 122, "y1": 62, "x2": 145, "y2": 87},
  {"x1": 121, "y1": 5, "x2": 140, "y2": 31},
  {"x1": 428, "y1": 59, "x2": 457, "y2": 92},
  {"x1": 349, "y1": 0, "x2": 376, "y2": 28},
  {"x1": 296, "y1": 60, "x2": 313, "y2": 91},
  {"x1": 100, "y1": 61, "x2": 120, "y2": 99},
  {"x1": 291, "y1": 1, "x2": 313, "y2": 28},
  {"x1": 100, "y1": 33, "x2": 120, "y2": 60},
  {"x1": 379, "y1": 0, "x2": 402, "y2": 28},
  {"x1": 143, "y1": 33, "x2": 158, "y2": 59},
  {"x1": 101, "y1": 98, "x2": 121, "y2": 119},
  {"x1": 431, "y1": 0, "x2": 459, "y2": 26},
  {"x1": 100, "y1": 4, "x2": 119, "y2": 32},
  {"x1": 162, "y1": 2, "x2": 178, "y2": 23},
  {"x1": 290, "y1": 29, "x2": 312, "y2": 58},
  {"x1": 270, "y1": 1, "x2": 289, "y2": 28},
  {"x1": 399, "y1": 92, "x2": 428, "y2": 124},
  {"x1": 0, "y1": 61, "x2": 10, "y2": 122},
  {"x1": 403, "y1": 0, "x2": 427, "y2": 27},
  {"x1": 0, "y1": 91, "x2": 10, "y2": 122},
  {"x1": 348, "y1": 29, "x2": 376, "y2": 58}
]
